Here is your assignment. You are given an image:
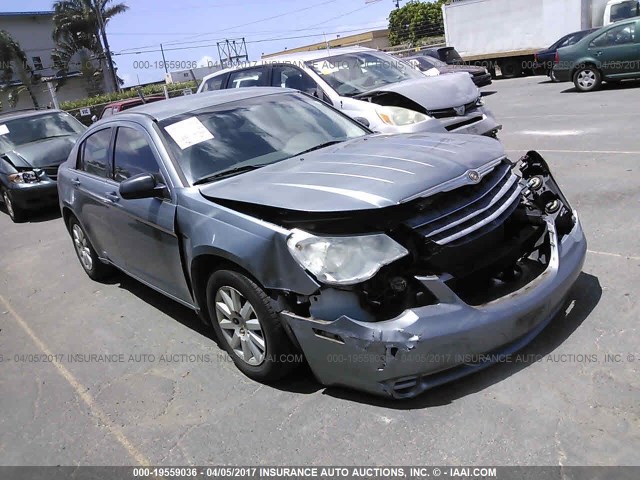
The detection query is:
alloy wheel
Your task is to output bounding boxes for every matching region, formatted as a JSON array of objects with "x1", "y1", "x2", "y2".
[
  {"x1": 3, "y1": 191, "x2": 14, "y2": 219},
  {"x1": 72, "y1": 224, "x2": 93, "y2": 271},
  {"x1": 214, "y1": 286, "x2": 266, "y2": 366}
]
